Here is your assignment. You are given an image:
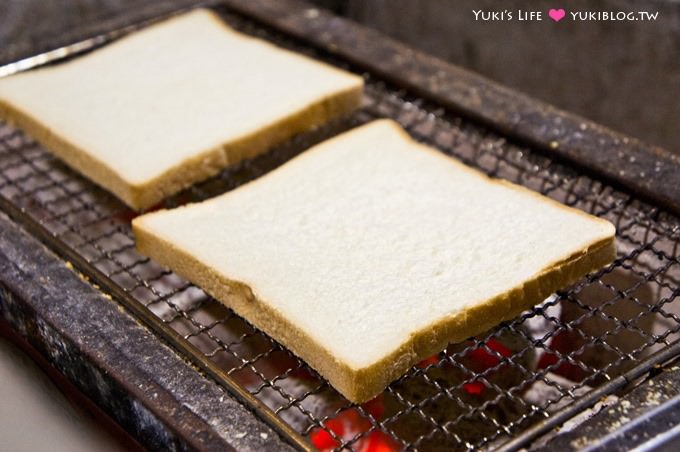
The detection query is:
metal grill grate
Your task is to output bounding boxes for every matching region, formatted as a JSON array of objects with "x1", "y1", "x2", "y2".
[{"x1": 1, "y1": 6, "x2": 680, "y2": 451}]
